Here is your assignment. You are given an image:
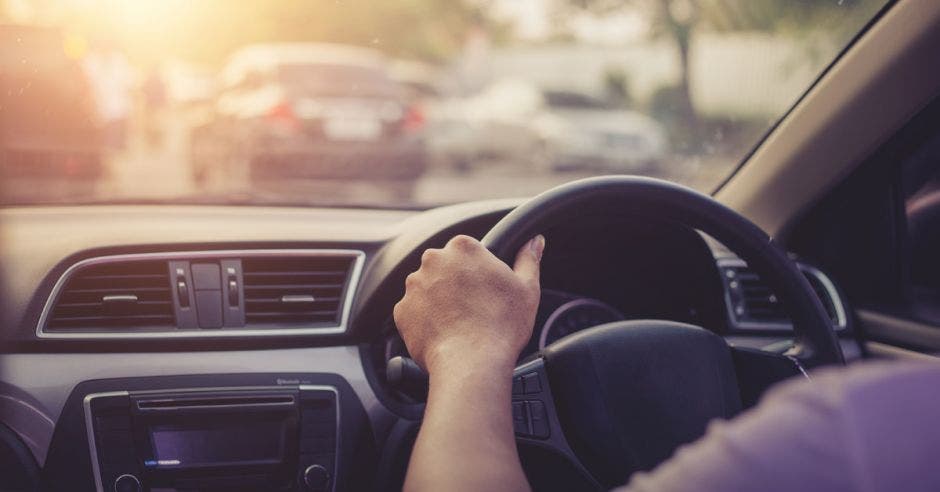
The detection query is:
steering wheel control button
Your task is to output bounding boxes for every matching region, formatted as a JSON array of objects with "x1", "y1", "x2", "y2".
[
  {"x1": 528, "y1": 400, "x2": 550, "y2": 438},
  {"x1": 512, "y1": 401, "x2": 530, "y2": 435},
  {"x1": 512, "y1": 377, "x2": 524, "y2": 395},
  {"x1": 522, "y1": 373, "x2": 541, "y2": 394},
  {"x1": 113, "y1": 474, "x2": 141, "y2": 492},
  {"x1": 303, "y1": 464, "x2": 330, "y2": 491},
  {"x1": 513, "y1": 400, "x2": 550, "y2": 439}
]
